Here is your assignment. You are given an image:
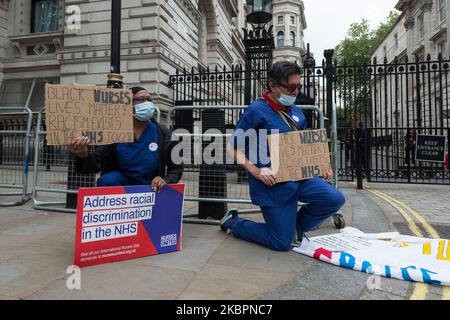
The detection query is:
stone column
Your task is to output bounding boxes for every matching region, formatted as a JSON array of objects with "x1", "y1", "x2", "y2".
[
  {"x1": 404, "y1": 15, "x2": 416, "y2": 61},
  {"x1": 447, "y1": 0, "x2": 450, "y2": 57},
  {"x1": 421, "y1": 0, "x2": 433, "y2": 55}
]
